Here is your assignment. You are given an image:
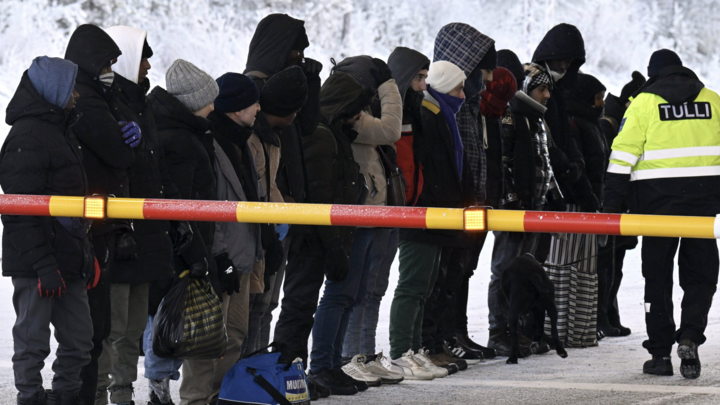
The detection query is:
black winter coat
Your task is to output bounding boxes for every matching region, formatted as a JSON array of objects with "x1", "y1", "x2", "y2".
[
  {"x1": 569, "y1": 100, "x2": 608, "y2": 208},
  {"x1": 109, "y1": 75, "x2": 177, "y2": 283},
  {"x1": 483, "y1": 115, "x2": 504, "y2": 209},
  {"x1": 0, "y1": 72, "x2": 94, "y2": 280}
]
